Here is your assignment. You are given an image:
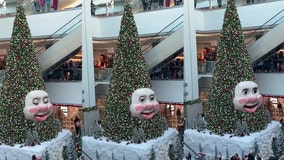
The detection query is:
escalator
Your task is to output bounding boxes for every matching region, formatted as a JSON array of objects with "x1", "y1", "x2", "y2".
[
  {"x1": 35, "y1": 13, "x2": 82, "y2": 75},
  {"x1": 145, "y1": 10, "x2": 284, "y2": 72},
  {"x1": 248, "y1": 20, "x2": 284, "y2": 65},
  {"x1": 39, "y1": 25, "x2": 82, "y2": 75},
  {"x1": 144, "y1": 27, "x2": 184, "y2": 73}
]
